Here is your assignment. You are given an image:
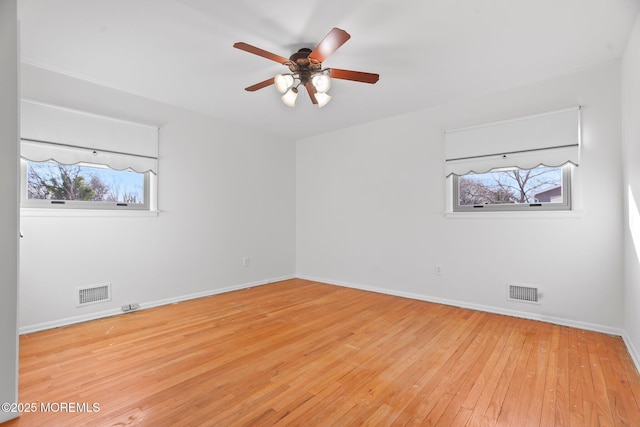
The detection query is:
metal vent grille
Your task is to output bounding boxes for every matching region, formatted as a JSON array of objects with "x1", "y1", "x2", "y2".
[
  {"x1": 508, "y1": 284, "x2": 539, "y2": 304},
  {"x1": 77, "y1": 283, "x2": 111, "y2": 306}
]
